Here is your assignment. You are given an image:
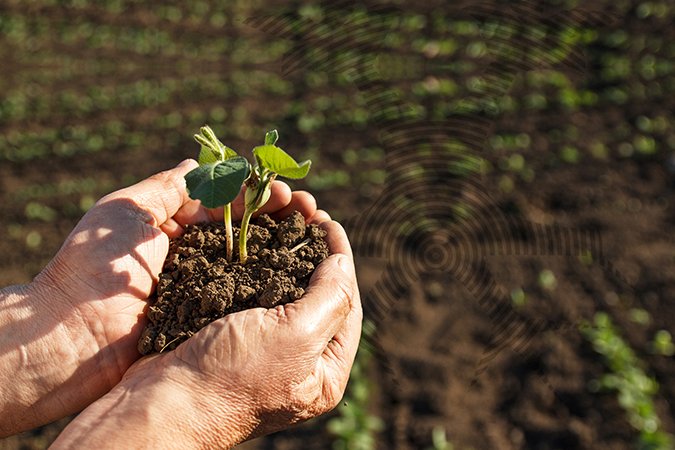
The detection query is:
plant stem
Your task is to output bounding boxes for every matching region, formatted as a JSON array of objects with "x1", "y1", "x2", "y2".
[
  {"x1": 239, "y1": 210, "x2": 253, "y2": 264},
  {"x1": 224, "y1": 203, "x2": 233, "y2": 262}
]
